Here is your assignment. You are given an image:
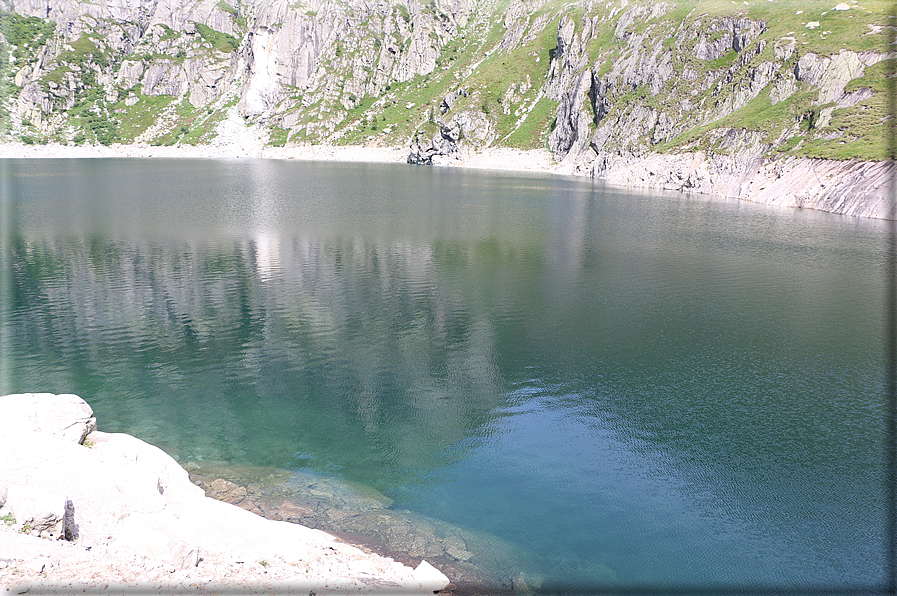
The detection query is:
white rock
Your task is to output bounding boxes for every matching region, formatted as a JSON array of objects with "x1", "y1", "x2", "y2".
[
  {"x1": 411, "y1": 559, "x2": 450, "y2": 592},
  {"x1": 88, "y1": 431, "x2": 204, "y2": 501},
  {"x1": 833, "y1": 3, "x2": 850, "y2": 9},
  {"x1": 1, "y1": 485, "x2": 70, "y2": 539},
  {"x1": 0, "y1": 393, "x2": 96, "y2": 443},
  {"x1": 113, "y1": 515, "x2": 201, "y2": 570}
]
